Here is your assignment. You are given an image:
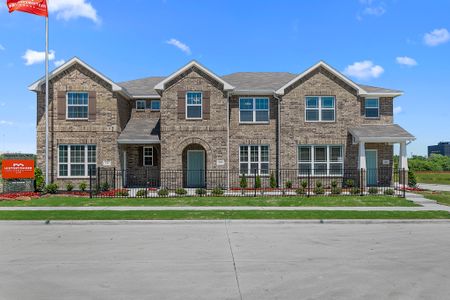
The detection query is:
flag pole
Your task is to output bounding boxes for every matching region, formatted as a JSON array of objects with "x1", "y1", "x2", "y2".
[{"x1": 45, "y1": 15, "x2": 49, "y2": 185}]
